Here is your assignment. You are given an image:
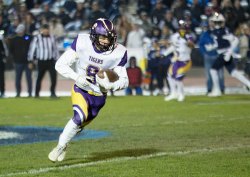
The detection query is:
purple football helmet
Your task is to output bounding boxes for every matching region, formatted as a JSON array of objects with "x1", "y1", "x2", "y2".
[
  {"x1": 178, "y1": 20, "x2": 190, "y2": 37},
  {"x1": 90, "y1": 18, "x2": 117, "y2": 52}
]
